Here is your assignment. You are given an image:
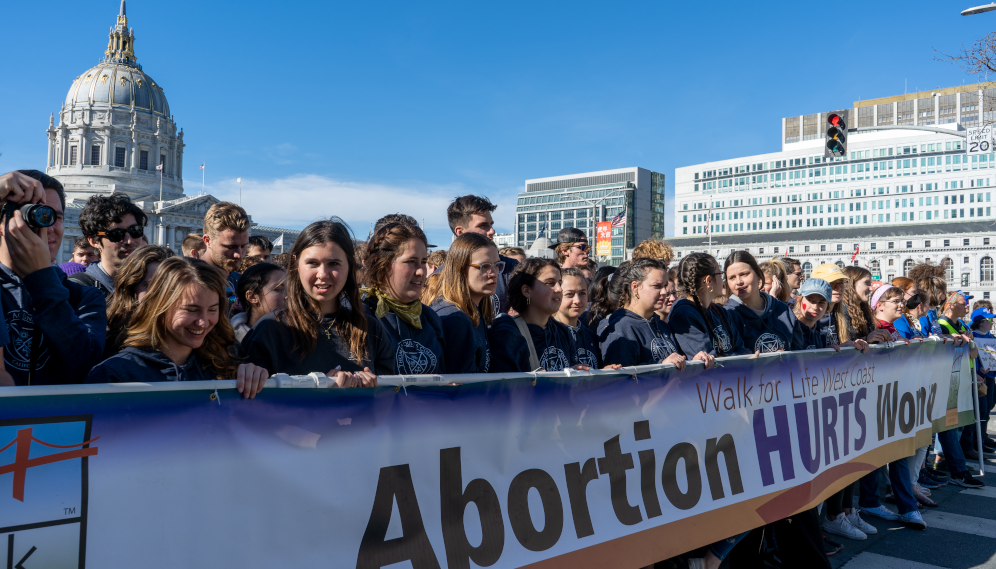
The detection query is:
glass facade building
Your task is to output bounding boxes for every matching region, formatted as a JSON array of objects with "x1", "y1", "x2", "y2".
[{"x1": 517, "y1": 167, "x2": 665, "y2": 266}]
